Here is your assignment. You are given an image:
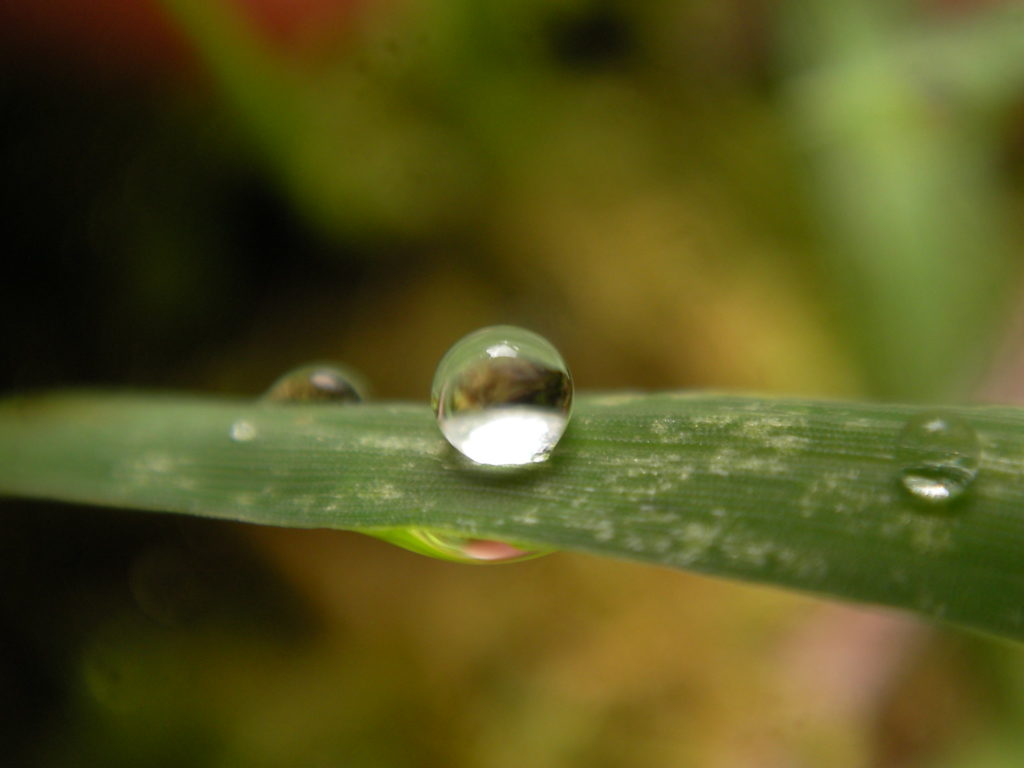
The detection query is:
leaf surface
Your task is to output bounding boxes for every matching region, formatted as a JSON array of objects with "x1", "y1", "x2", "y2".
[{"x1": 2, "y1": 391, "x2": 1022, "y2": 640}]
